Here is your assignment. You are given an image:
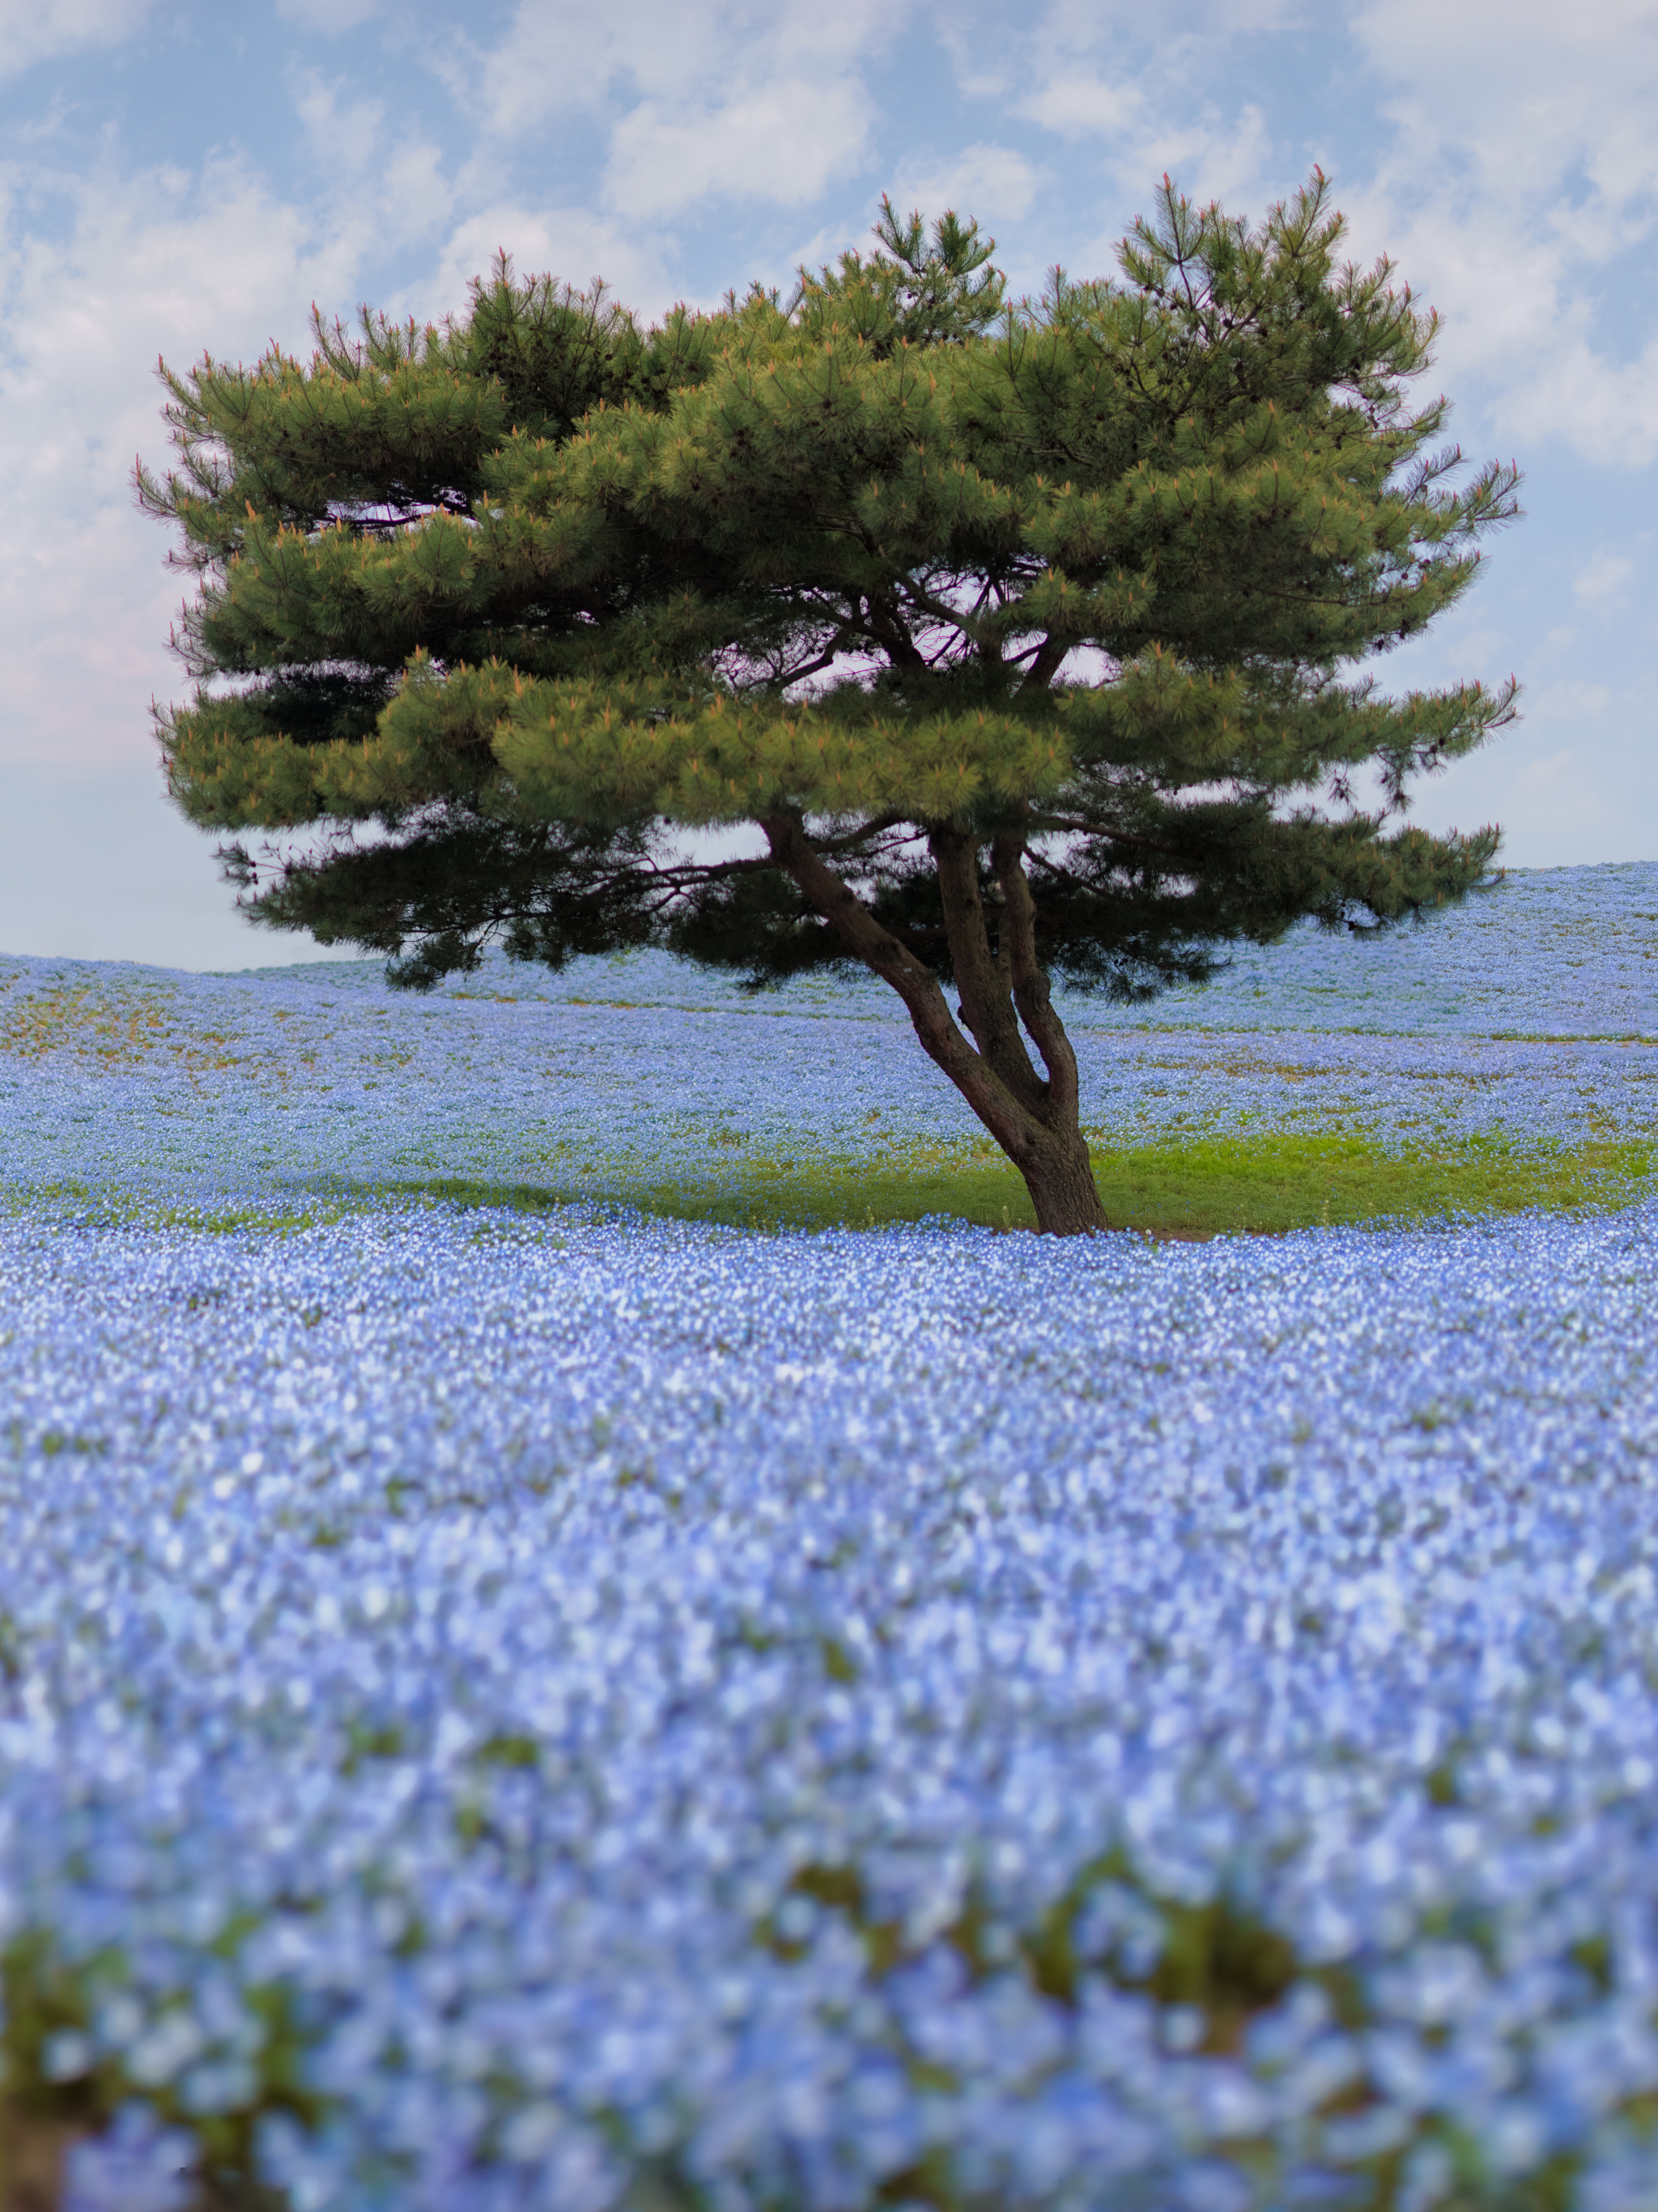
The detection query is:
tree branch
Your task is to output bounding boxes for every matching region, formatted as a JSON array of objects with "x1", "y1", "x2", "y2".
[
  {"x1": 761, "y1": 810, "x2": 1044, "y2": 1167},
  {"x1": 929, "y1": 820, "x2": 1048, "y2": 1111},
  {"x1": 863, "y1": 591, "x2": 929, "y2": 670},
  {"x1": 993, "y1": 822, "x2": 1082, "y2": 1126},
  {"x1": 1029, "y1": 815, "x2": 1188, "y2": 859},
  {"x1": 1021, "y1": 634, "x2": 1068, "y2": 690}
]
